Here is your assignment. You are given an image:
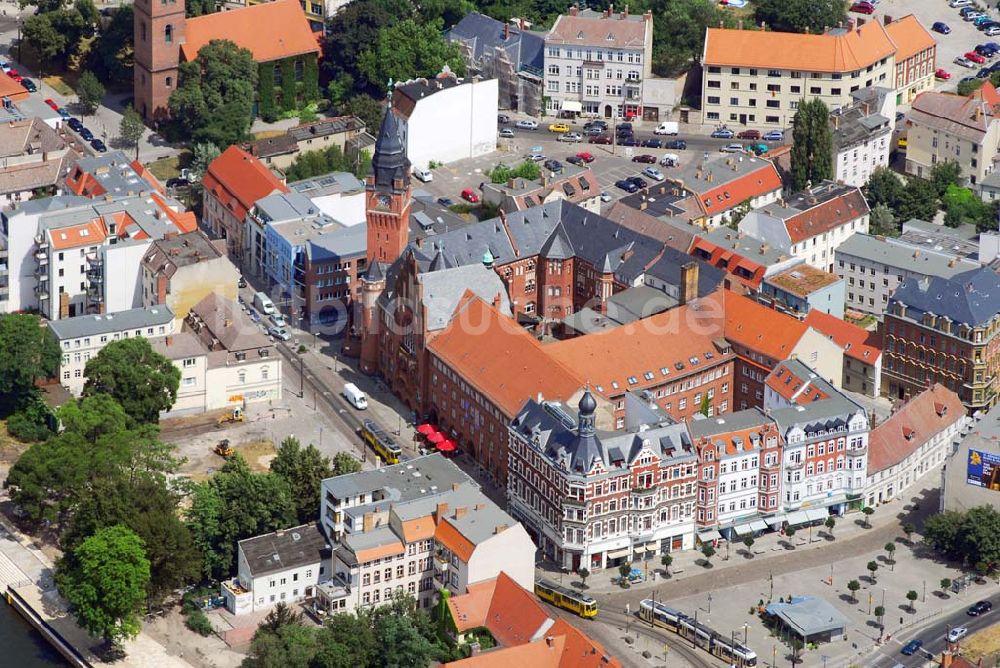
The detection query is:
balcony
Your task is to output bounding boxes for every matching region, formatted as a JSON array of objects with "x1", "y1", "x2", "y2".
[
  {"x1": 786, "y1": 459, "x2": 804, "y2": 470},
  {"x1": 34, "y1": 285, "x2": 48, "y2": 300},
  {"x1": 847, "y1": 443, "x2": 868, "y2": 455},
  {"x1": 631, "y1": 485, "x2": 657, "y2": 497}
]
